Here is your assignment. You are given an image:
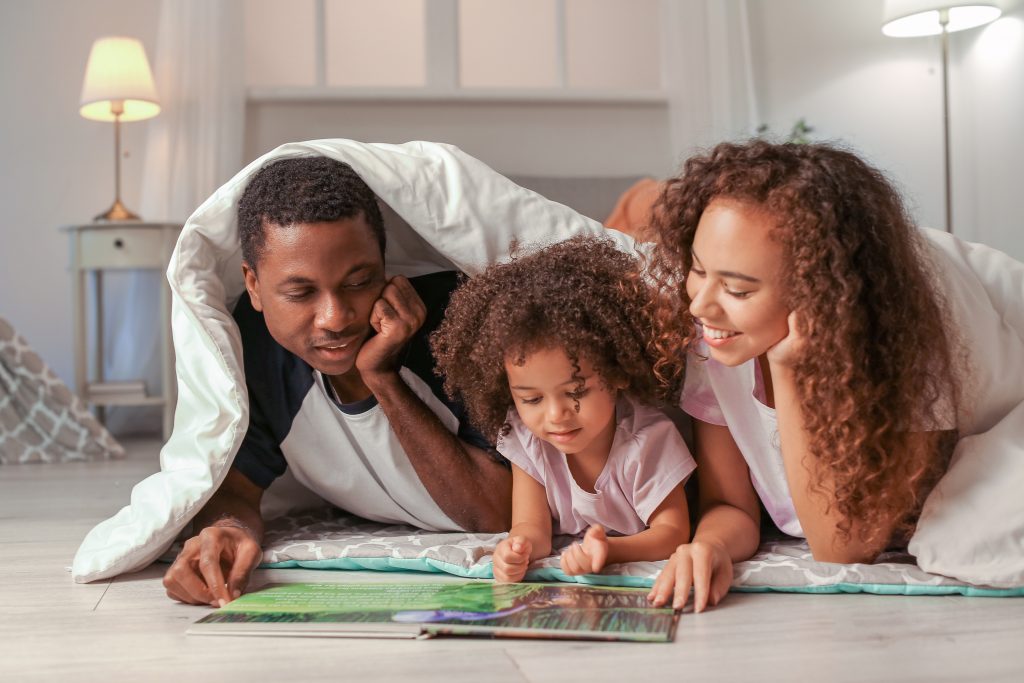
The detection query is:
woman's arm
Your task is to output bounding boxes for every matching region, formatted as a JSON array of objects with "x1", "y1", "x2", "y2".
[
  {"x1": 648, "y1": 419, "x2": 761, "y2": 610},
  {"x1": 771, "y1": 363, "x2": 902, "y2": 563},
  {"x1": 492, "y1": 465, "x2": 553, "y2": 582}
]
